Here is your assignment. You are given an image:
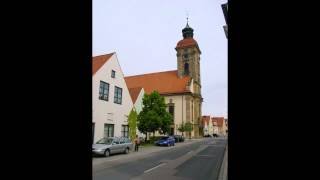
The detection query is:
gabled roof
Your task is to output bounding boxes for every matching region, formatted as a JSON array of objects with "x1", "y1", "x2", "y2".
[
  {"x1": 124, "y1": 70, "x2": 191, "y2": 95},
  {"x1": 212, "y1": 117, "x2": 224, "y2": 127},
  {"x1": 128, "y1": 87, "x2": 143, "y2": 104},
  {"x1": 202, "y1": 115, "x2": 211, "y2": 126},
  {"x1": 92, "y1": 52, "x2": 114, "y2": 76}
]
